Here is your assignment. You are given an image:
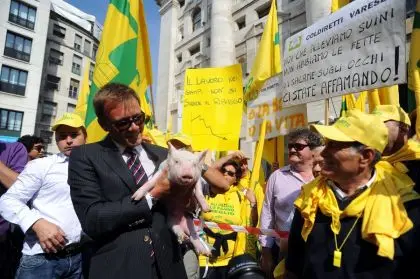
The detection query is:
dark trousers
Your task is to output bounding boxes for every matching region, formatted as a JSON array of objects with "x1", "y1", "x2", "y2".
[
  {"x1": 0, "y1": 226, "x2": 24, "y2": 279},
  {"x1": 200, "y1": 266, "x2": 228, "y2": 279}
]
